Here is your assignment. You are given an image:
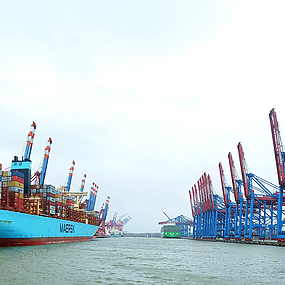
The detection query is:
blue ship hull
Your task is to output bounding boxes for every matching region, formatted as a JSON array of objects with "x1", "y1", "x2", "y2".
[{"x1": 0, "y1": 209, "x2": 99, "y2": 247}]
